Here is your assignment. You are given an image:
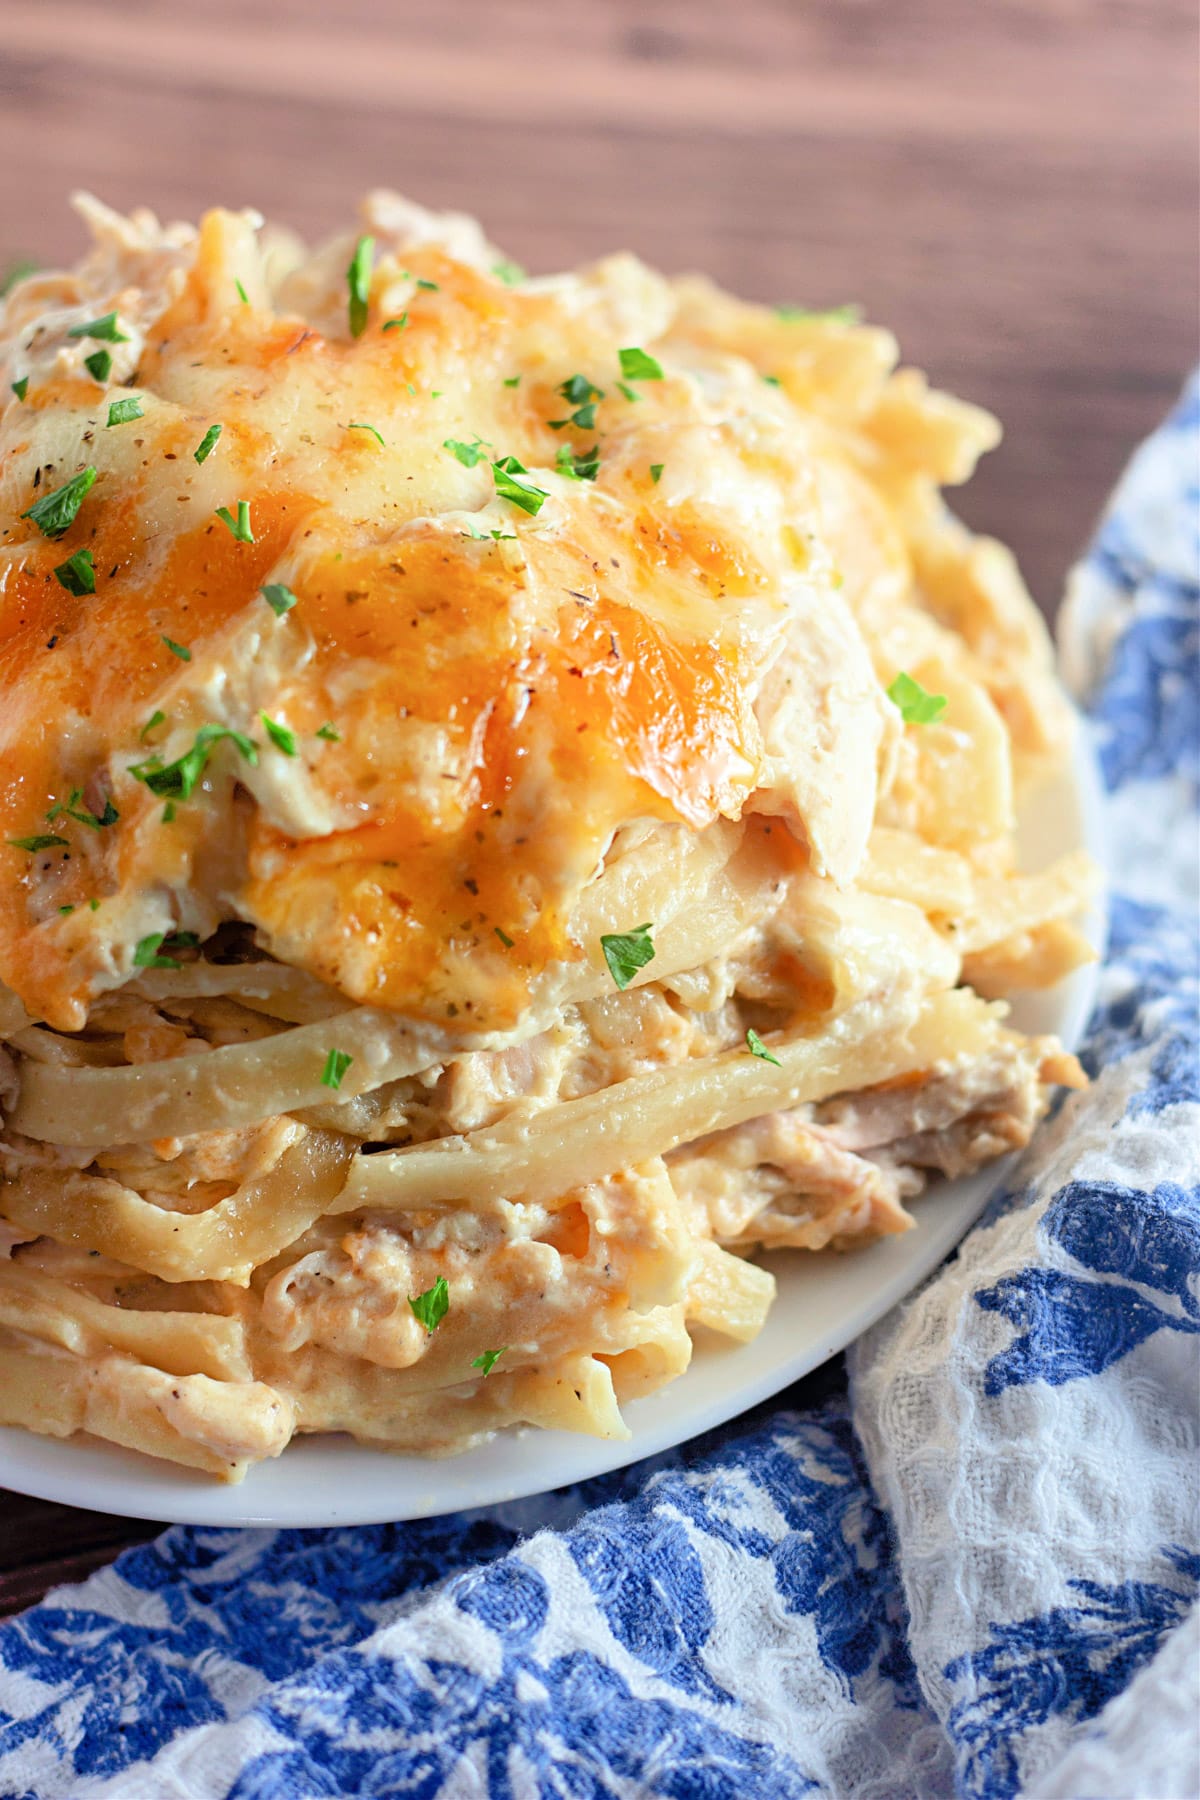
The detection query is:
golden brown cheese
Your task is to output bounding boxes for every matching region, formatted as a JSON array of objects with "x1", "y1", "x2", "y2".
[{"x1": 0, "y1": 196, "x2": 1035, "y2": 1034}]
